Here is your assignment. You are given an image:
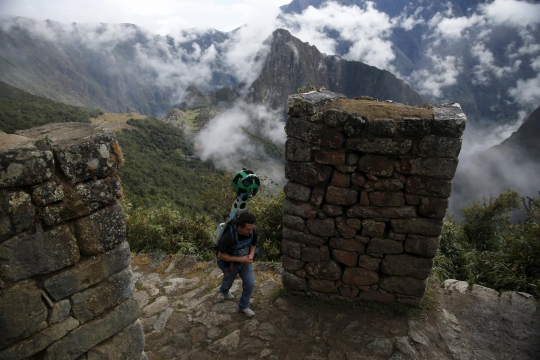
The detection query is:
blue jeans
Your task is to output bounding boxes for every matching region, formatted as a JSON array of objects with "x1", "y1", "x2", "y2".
[{"x1": 217, "y1": 260, "x2": 255, "y2": 310}]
